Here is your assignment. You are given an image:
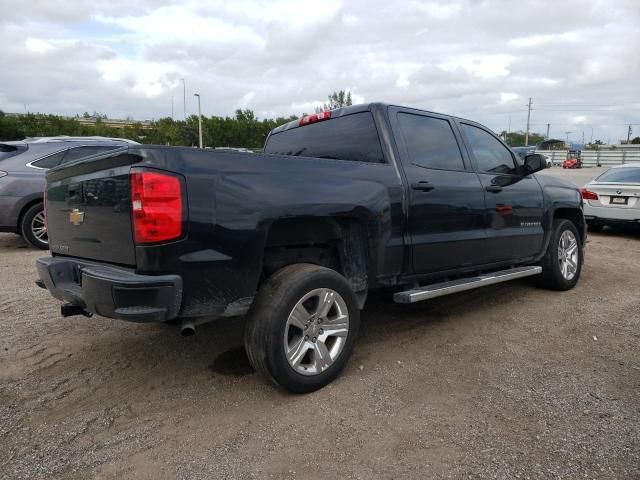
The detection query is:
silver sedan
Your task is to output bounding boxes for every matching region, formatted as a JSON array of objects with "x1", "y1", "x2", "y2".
[{"x1": 582, "y1": 163, "x2": 640, "y2": 231}]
